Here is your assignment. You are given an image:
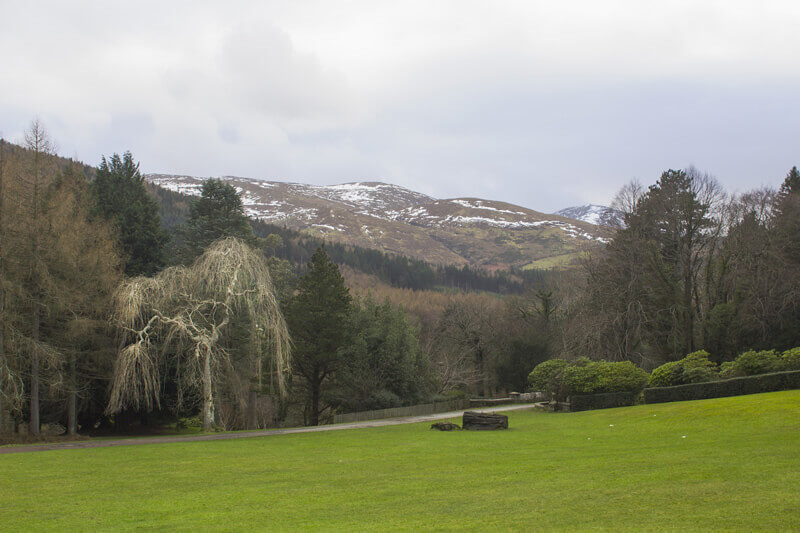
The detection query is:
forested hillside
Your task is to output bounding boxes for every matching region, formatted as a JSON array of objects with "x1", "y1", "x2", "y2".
[
  {"x1": 146, "y1": 173, "x2": 611, "y2": 269},
  {"x1": 149, "y1": 182, "x2": 550, "y2": 295},
  {"x1": 2, "y1": 125, "x2": 798, "y2": 443}
]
